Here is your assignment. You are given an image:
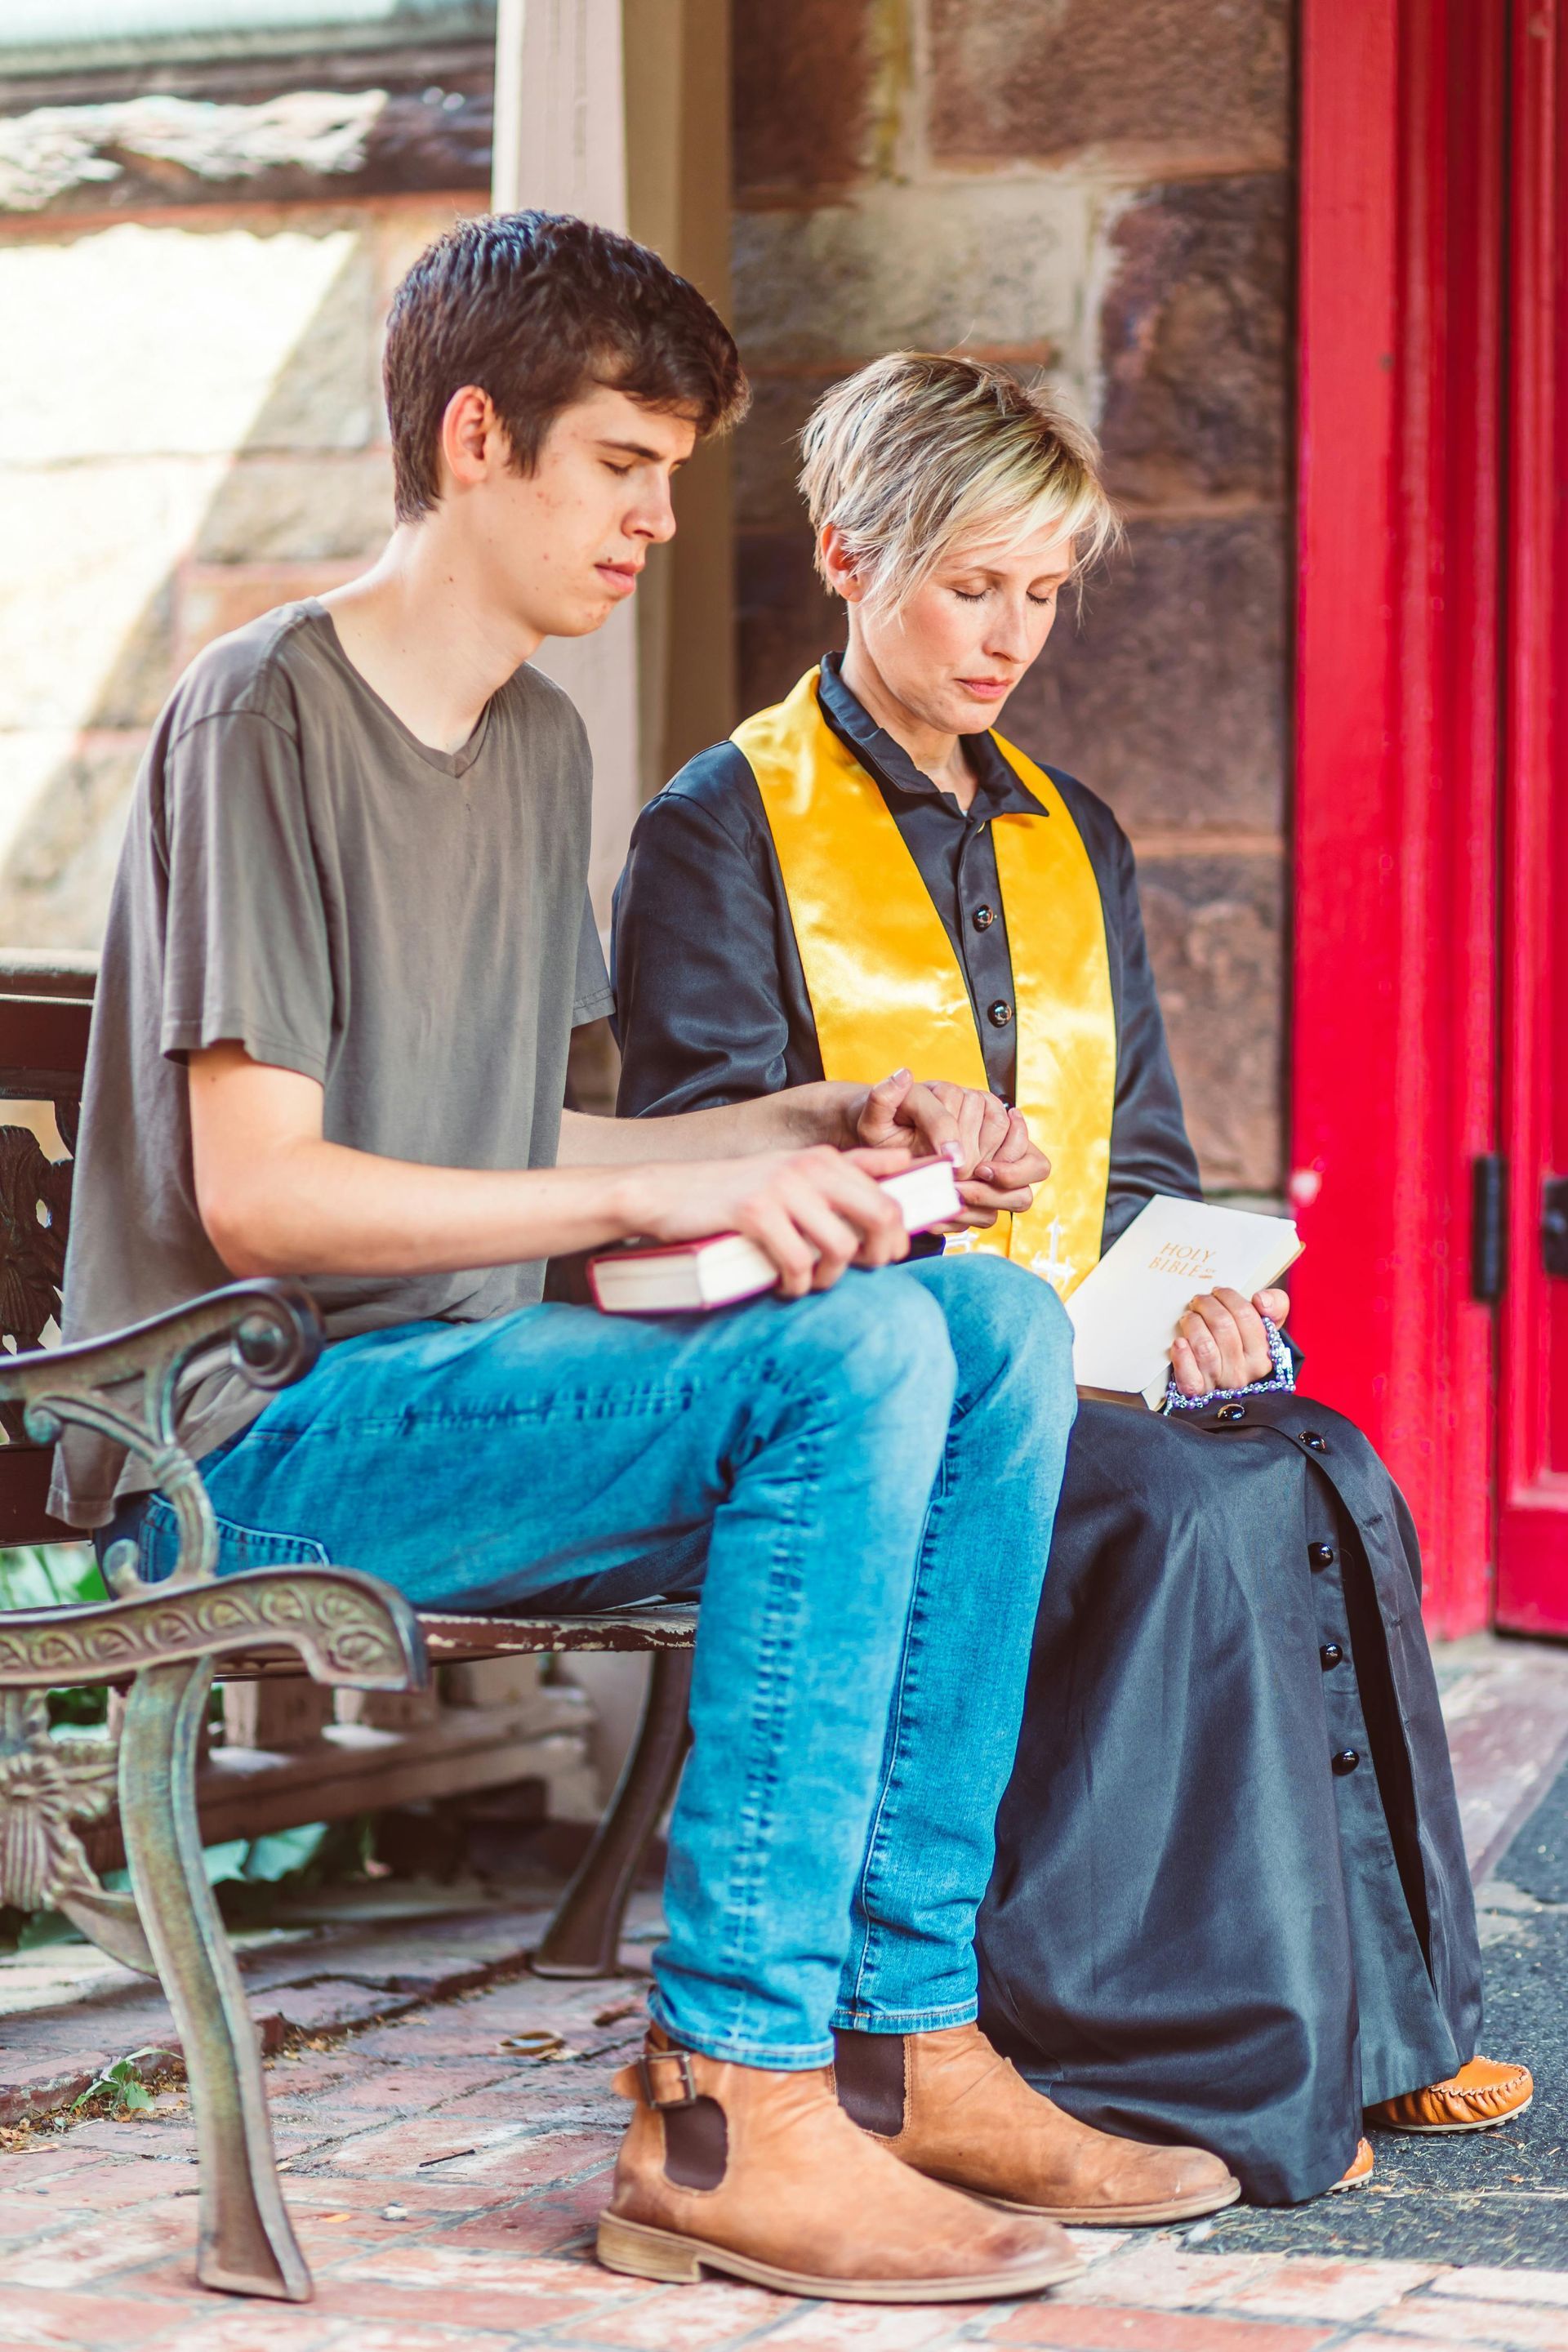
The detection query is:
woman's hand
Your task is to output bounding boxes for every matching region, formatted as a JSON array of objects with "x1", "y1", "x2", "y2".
[
  {"x1": 853, "y1": 1069, "x2": 1013, "y2": 1174},
  {"x1": 1169, "y1": 1285, "x2": 1291, "y2": 1398},
  {"x1": 846, "y1": 1073, "x2": 1050, "y2": 1231},
  {"x1": 944, "y1": 1106, "x2": 1051, "y2": 1230}
]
